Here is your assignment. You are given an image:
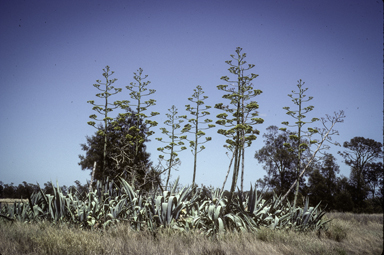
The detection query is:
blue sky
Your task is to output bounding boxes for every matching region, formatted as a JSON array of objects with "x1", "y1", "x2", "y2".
[{"x1": 0, "y1": 0, "x2": 382, "y2": 190}]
